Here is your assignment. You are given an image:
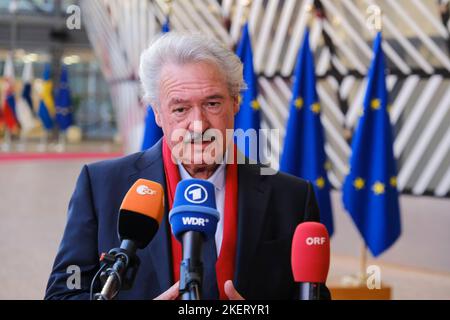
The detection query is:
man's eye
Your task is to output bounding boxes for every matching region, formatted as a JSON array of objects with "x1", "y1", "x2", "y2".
[
  {"x1": 173, "y1": 107, "x2": 186, "y2": 113},
  {"x1": 206, "y1": 102, "x2": 221, "y2": 108}
]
